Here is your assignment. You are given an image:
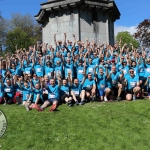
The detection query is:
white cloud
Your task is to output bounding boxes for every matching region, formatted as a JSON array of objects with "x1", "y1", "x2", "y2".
[{"x1": 114, "y1": 25, "x2": 137, "y2": 36}]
